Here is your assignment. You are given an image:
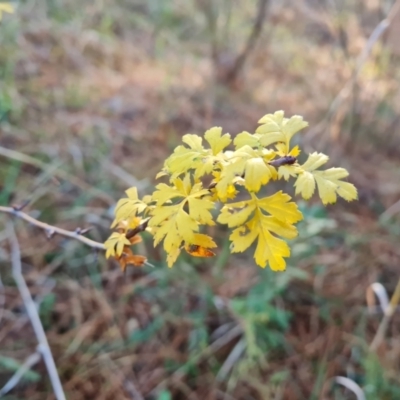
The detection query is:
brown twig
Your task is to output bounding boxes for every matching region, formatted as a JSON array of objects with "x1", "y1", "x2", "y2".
[
  {"x1": 125, "y1": 218, "x2": 150, "y2": 240},
  {"x1": 224, "y1": 0, "x2": 269, "y2": 83},
  {"x1": 0, "y1": 206, "x2": 105, "y2": 251}
]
